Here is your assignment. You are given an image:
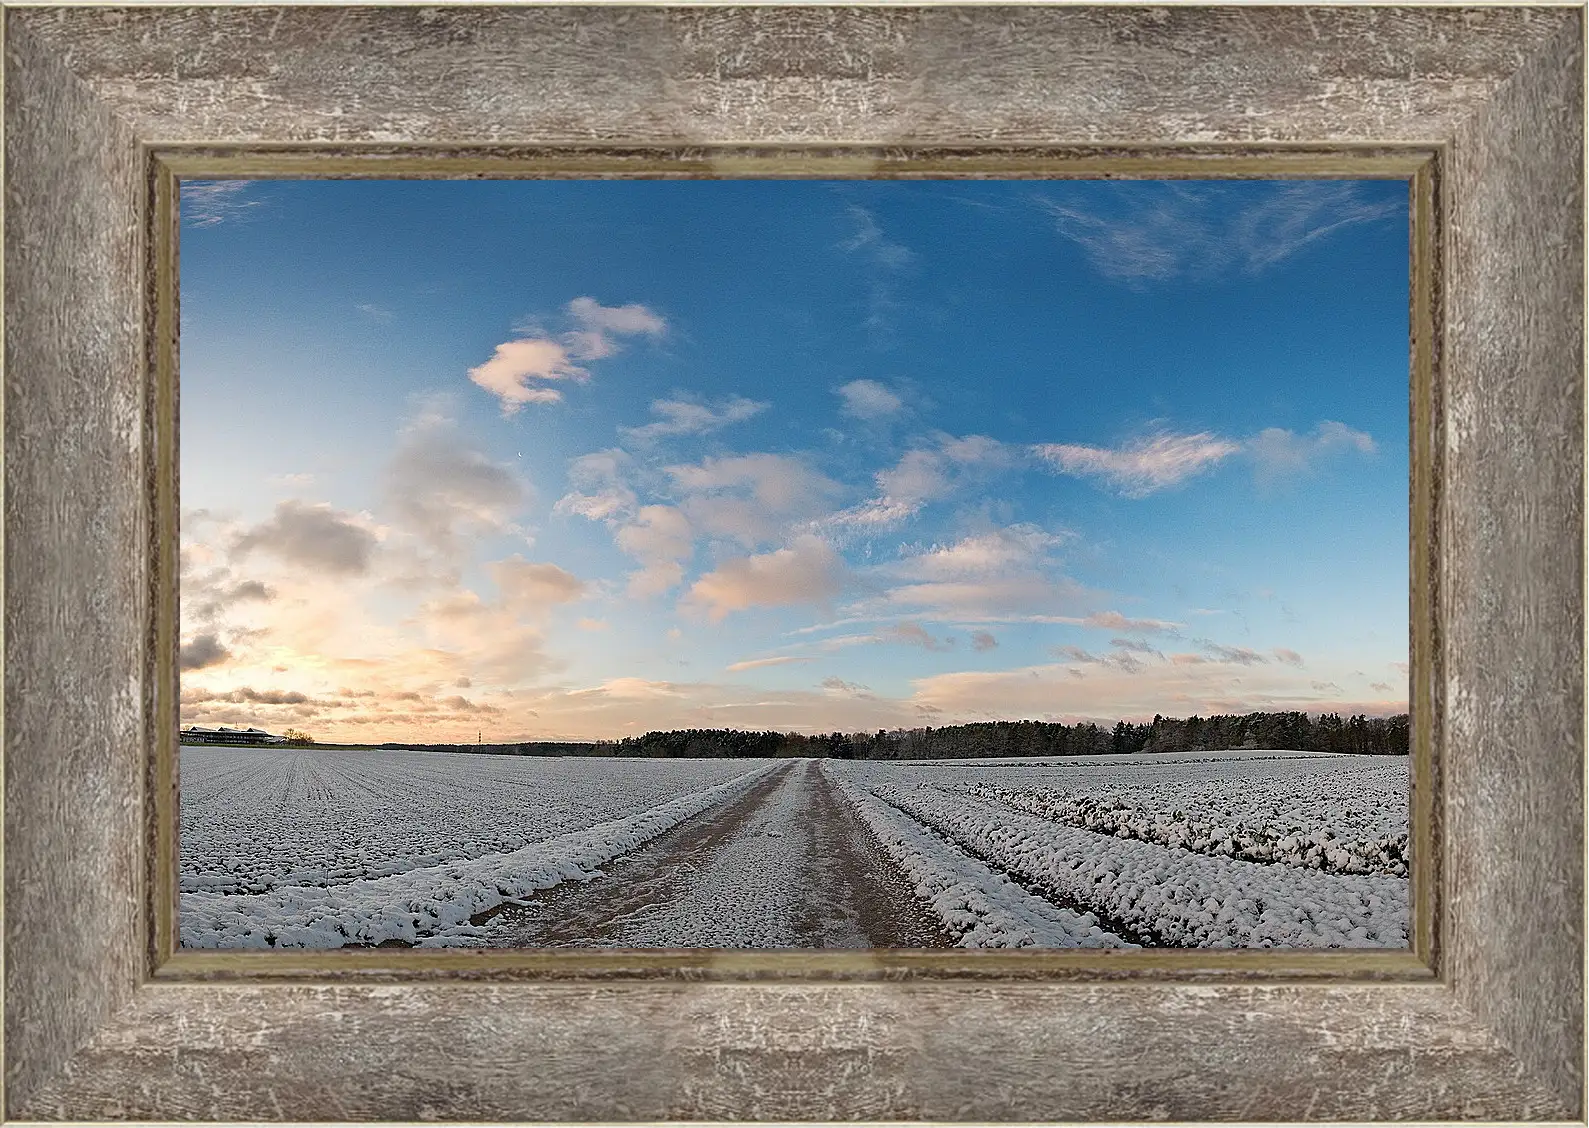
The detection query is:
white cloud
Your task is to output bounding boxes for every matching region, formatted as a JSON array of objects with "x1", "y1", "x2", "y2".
[
  {"x1": 620, "y1": 395, "x2": 767, "y2": 442},
  {"x1": 560, "y1": 298, "x2": 666, "y2": 360},
  {"x1": 553, "y1": 449, "x2": 637, "y2": 524},
  {"x1": 1248, "y1": 421, "x2": 1377, "y2": 484},
  {"x1": 895, "y1": 525, "x2": 1066, "y2": 581},
  {"x1": 668, "y1": 454, "x2": 842, "y2": 547},
  {"x1": 683, "y1": 535, "x2": 845, "y2": 622},
  {"x1": 884, "y1": 576, "x2": 1089, "y2": 621},
  {"x1": 836, "y1": 379, "x2": 904, "y2": 420},
  {"x1": 566, "y1": 296, "x2": 666, "y2": 340},
  {"x1": 1033, "y1": 431, "x2": 1240, "y2": 497},
  {"x1": 825, "y1": 436, "x2": 1009, "y2": 530}
]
